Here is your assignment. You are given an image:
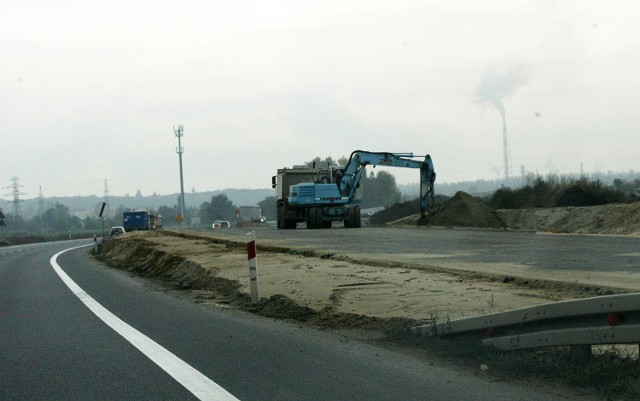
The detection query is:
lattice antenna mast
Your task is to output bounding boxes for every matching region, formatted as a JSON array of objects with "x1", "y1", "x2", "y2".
[
  {"x1": 37, "y1": 186, "x2": 46, "y2": 217},
  {"x1": 104, "y1": 179, "x2": 109, "y2": 204},
  {"x1": 174, "y1": 125, "x2": 186, "y2": 223},
  {"x1": 6, "y1": 177, "x2": 26, "y2": 218}
]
